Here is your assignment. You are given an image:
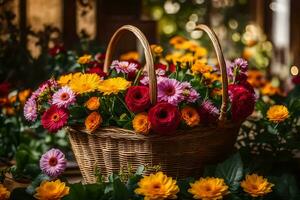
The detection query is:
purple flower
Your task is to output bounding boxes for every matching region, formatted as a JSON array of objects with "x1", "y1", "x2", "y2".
[
  {"x1": 52, "y1": 86, "x2": 76, "y2": 108},
  {"x1": 226, "y1": 60, "x2": 234, "y2": 79},
  {"x1": 40, "y1": 148, "x2": 67, "y2": 177},
  {"x1": 181, "y1": 82, "x2": 200, "y2": 103},
  {"x1": 198, "y1": 100, "x2": 219, "y2": 124},
  {"x1": 24, "y1": 97, "x2": 37, "y2": 122},
  {"x1": 157, "y1": 77, "x2": 184, "y2": 105},
  {"x1": 110, "y1": 60, "x2": 138, "y2": 74},
  {"x1": 140, "y1": 69, "x2": 166, "y2": 85},
  {"x1": 233, "y1": 58, "x2": 248, "y2": 72}
]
